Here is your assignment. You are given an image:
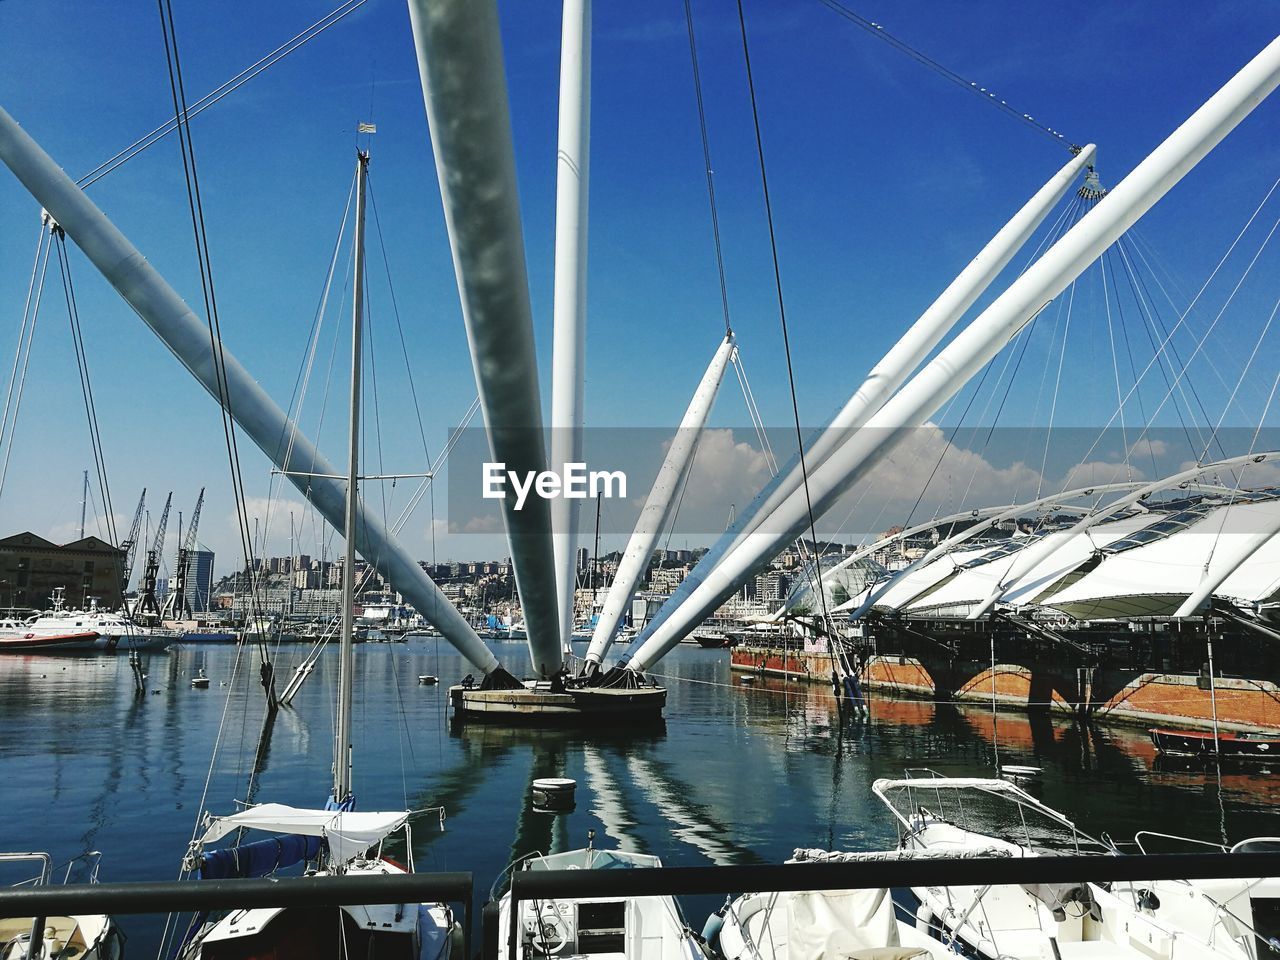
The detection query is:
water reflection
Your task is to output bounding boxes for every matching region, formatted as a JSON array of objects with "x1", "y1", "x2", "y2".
[{"x1": 1, "y1": 643, "x2": 1278, "y2": 958}]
